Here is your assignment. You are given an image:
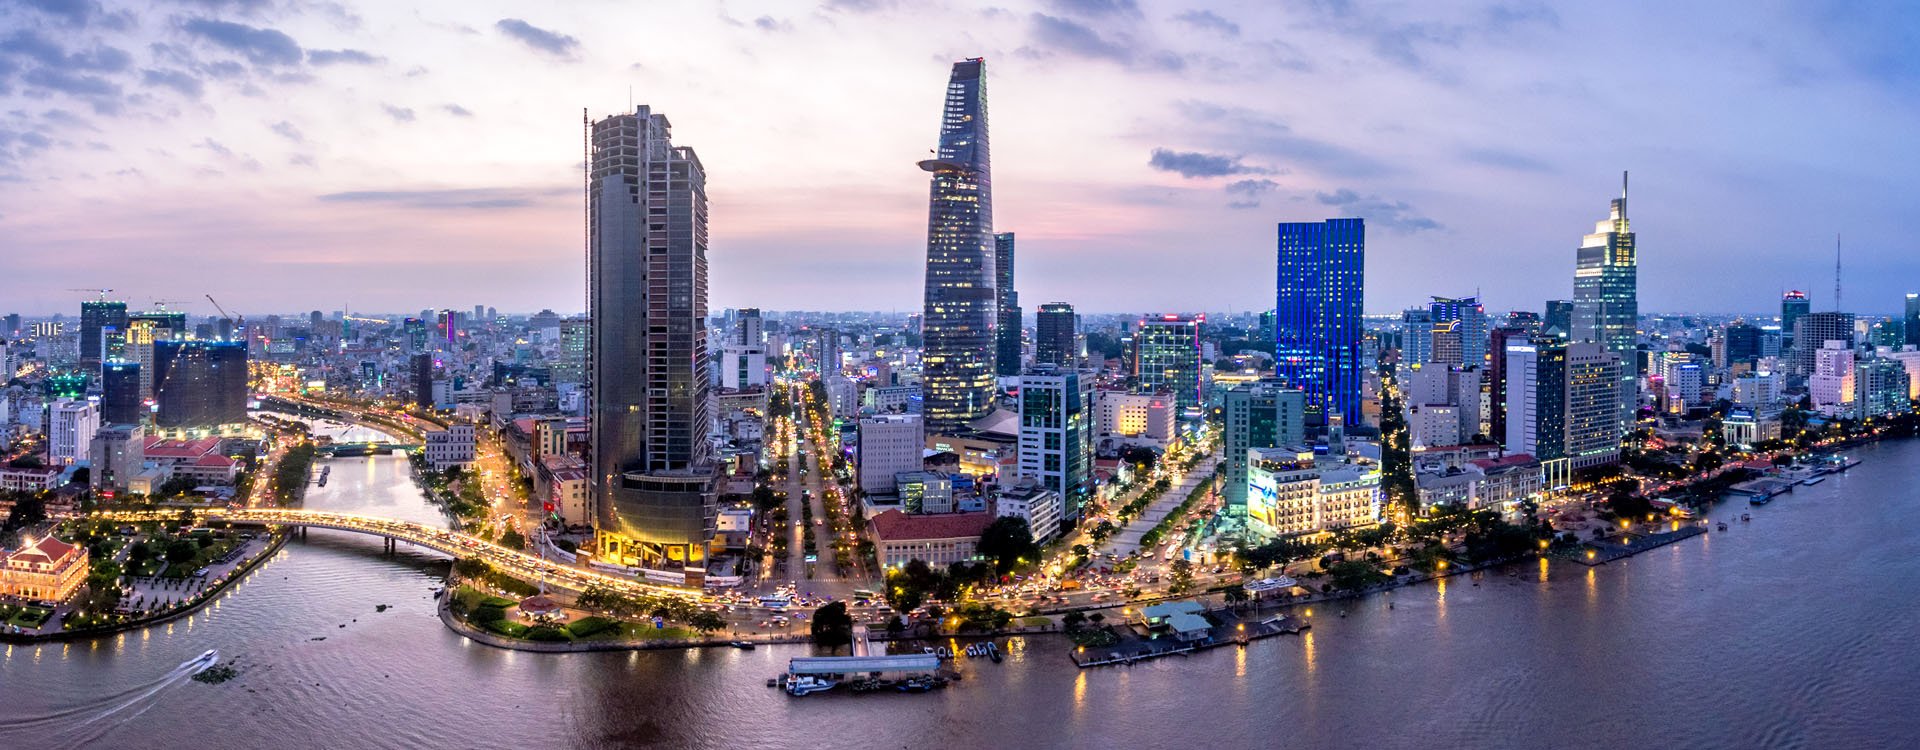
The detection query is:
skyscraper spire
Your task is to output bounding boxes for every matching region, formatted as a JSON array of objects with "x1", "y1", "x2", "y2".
[{"x1": 918, "y1": 58, "x2": 996, "y2": 435}]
